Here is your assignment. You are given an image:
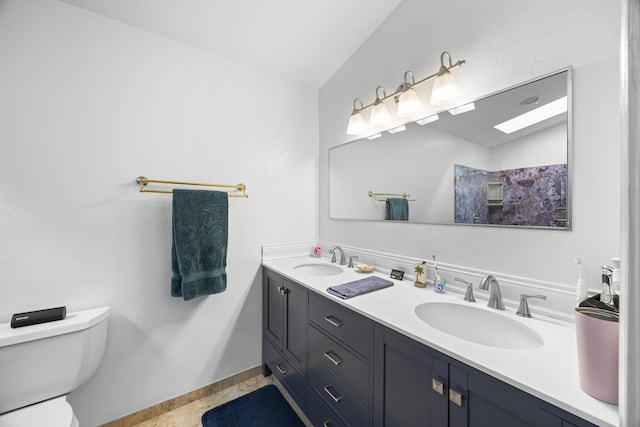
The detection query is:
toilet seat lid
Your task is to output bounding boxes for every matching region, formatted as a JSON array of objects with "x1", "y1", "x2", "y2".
[{"x1": 0, "y1": 396, "x2": 74, "y2": 427}]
